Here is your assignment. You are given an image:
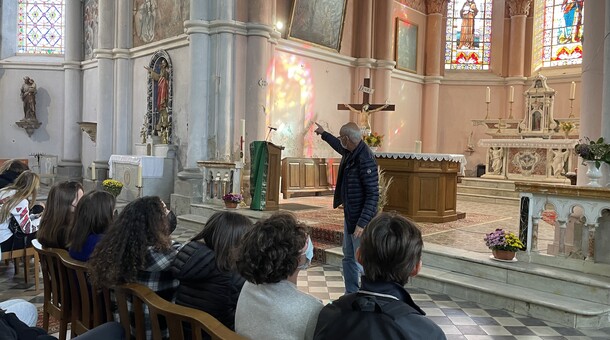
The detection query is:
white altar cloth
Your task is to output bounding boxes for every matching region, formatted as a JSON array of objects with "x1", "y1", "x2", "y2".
[
  {"x1": 375, "y1": 152, "x2": 467, "y2": 175},
  {"x1": 108, "y1": 155, "x2": 165, "y2": 178}
]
